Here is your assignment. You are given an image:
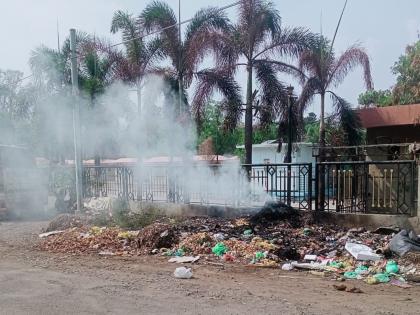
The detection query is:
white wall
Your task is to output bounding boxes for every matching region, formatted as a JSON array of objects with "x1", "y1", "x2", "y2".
[{"x1": 252, "y1": 144, "x2": 315, "y2": 165}]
